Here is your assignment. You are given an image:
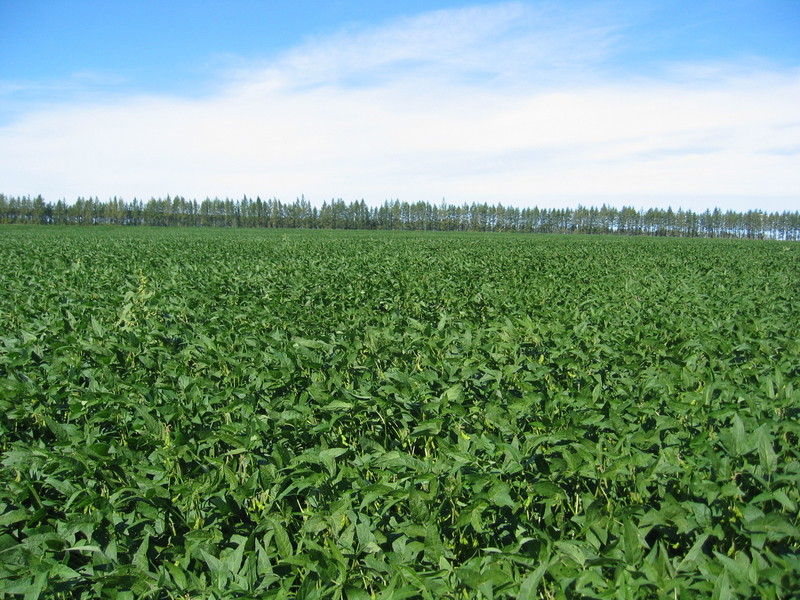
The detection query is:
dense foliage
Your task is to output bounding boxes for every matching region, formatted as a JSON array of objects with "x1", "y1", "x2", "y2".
[
  {"x1": 2, "y1": 194, "x2": 799, "y2": 239},
  {"x1": 1, "y1": 227, "x2": 799, "y2": 599}
]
